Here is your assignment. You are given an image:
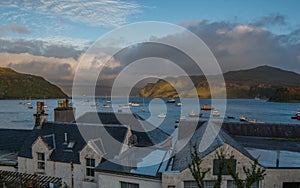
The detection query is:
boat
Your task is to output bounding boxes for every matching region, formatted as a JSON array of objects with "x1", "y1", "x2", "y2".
[
  {"x1": 131, "y1": 103, "x2": 140, "y2": 107},
  {"x1": 141, "y1": 108, "x2": 145, "y2": 112},
  {"x1": 158, "y1": 113, "x2": 166, "y2": 118},
  {"x1": 102, "y1": 104, "x2": 110, "y2": 108},
  {"x1": 212, "y1": 110, "x2": 220, "y2": 117},
  {"x1": 227, "y1": 116, "x2": 235, "y2": 119},
  {"x1": 240, "y1": 115, "x2": 248, "y2": 122},
  {"x1": 201, "y1": 104, "x2": 213, "y2": 111},
  {"x1": 28, "y1": 105, "x2": 33, "y2": 109},
  {"x1": 175, "y1": 103, "x2": 182, "y2": 107},
  {"x1": 189, "y1": 111, "x2": 202, "y2": 117},
  {"x1": 291, "y1": 110, "x2": 300, "y2": 120},
  {"x1": 167, "y1": 98, "x2": 176, "y2": 103}
]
